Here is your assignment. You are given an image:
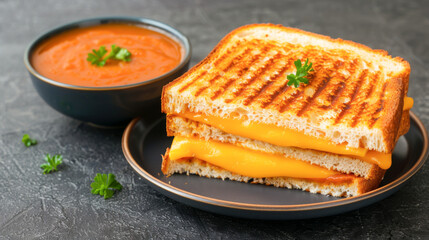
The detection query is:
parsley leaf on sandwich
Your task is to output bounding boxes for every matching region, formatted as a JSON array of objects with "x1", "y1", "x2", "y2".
[
  {"x1": 91, "y1": 173, "x2": 123, "y2": 199},
  {"x1": 41, "y1": 154, "x2": 63, "y2": 174},
  {"x1": 22, "y1": 134, "x2": 37, "y2": 147},
  {"x1": 87, "y1": 45, "x2": 132, "y2": 67},
  {"x1": 287, "y1": 58, "x2": 314, "y2": 88}
]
